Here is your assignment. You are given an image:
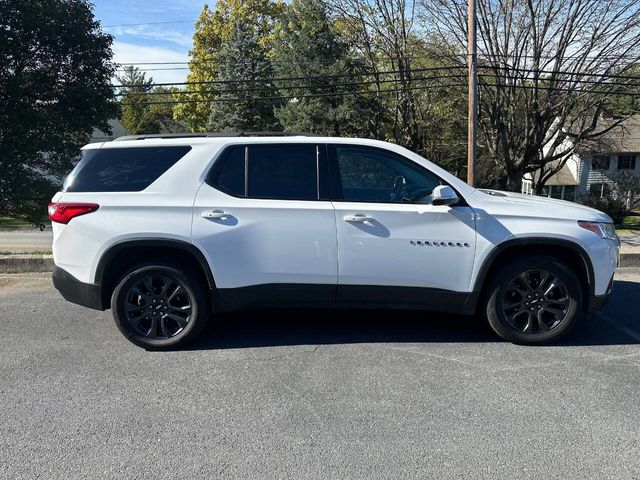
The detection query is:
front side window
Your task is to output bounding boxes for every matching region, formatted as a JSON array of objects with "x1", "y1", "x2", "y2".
[
  {"x1": 330, "y1": 145, "x2": 442, "y2": 203},
  {"x1": 592, "y1": 155, "x2": 610, "y2": 170},
  {"x1": 64, "y1": 146, "x2": 192, "y2": 192},
  {"x1": 617, "y1": 155, "x2": 636, "y2": 170},
  {"x1": 208, "y1": 144, "x2": 318, "y2": 200}
]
